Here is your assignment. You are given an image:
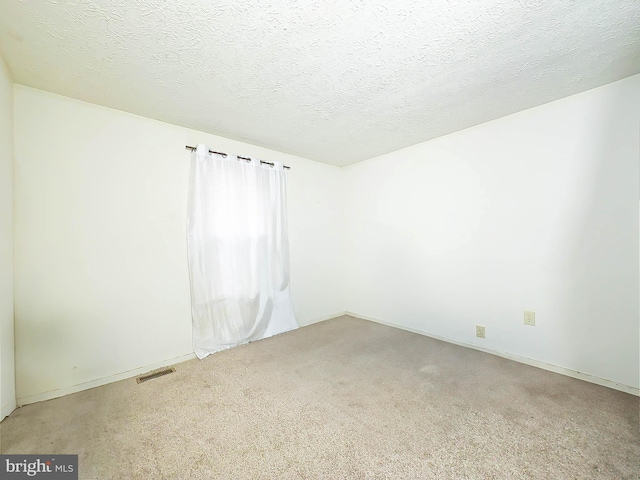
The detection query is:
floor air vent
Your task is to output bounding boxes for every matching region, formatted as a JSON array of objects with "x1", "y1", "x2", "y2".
[{"x1": 136, "y1": 367, "x2": 176, "y2": 384}]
